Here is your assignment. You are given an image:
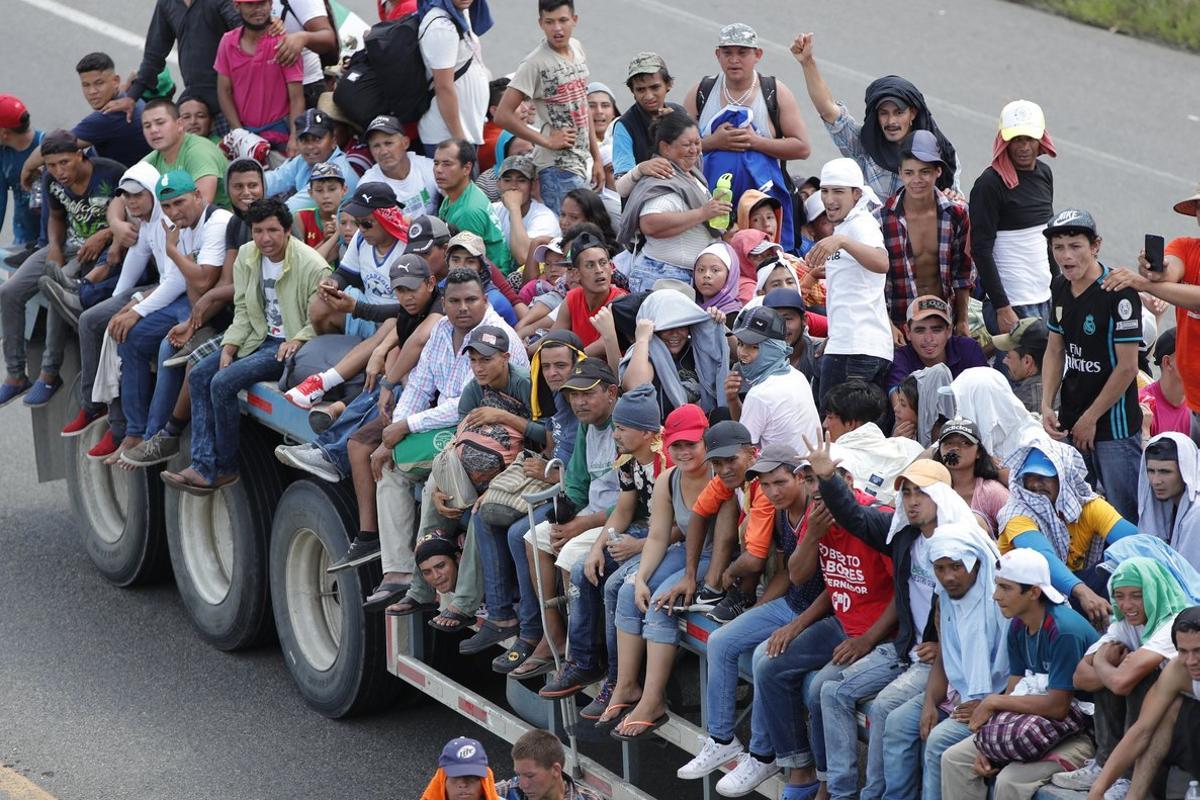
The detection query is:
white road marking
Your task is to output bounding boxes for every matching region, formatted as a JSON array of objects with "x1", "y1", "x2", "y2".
[{"x1": 15, "y1": 0, "x2": 177, "y2": 65}]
